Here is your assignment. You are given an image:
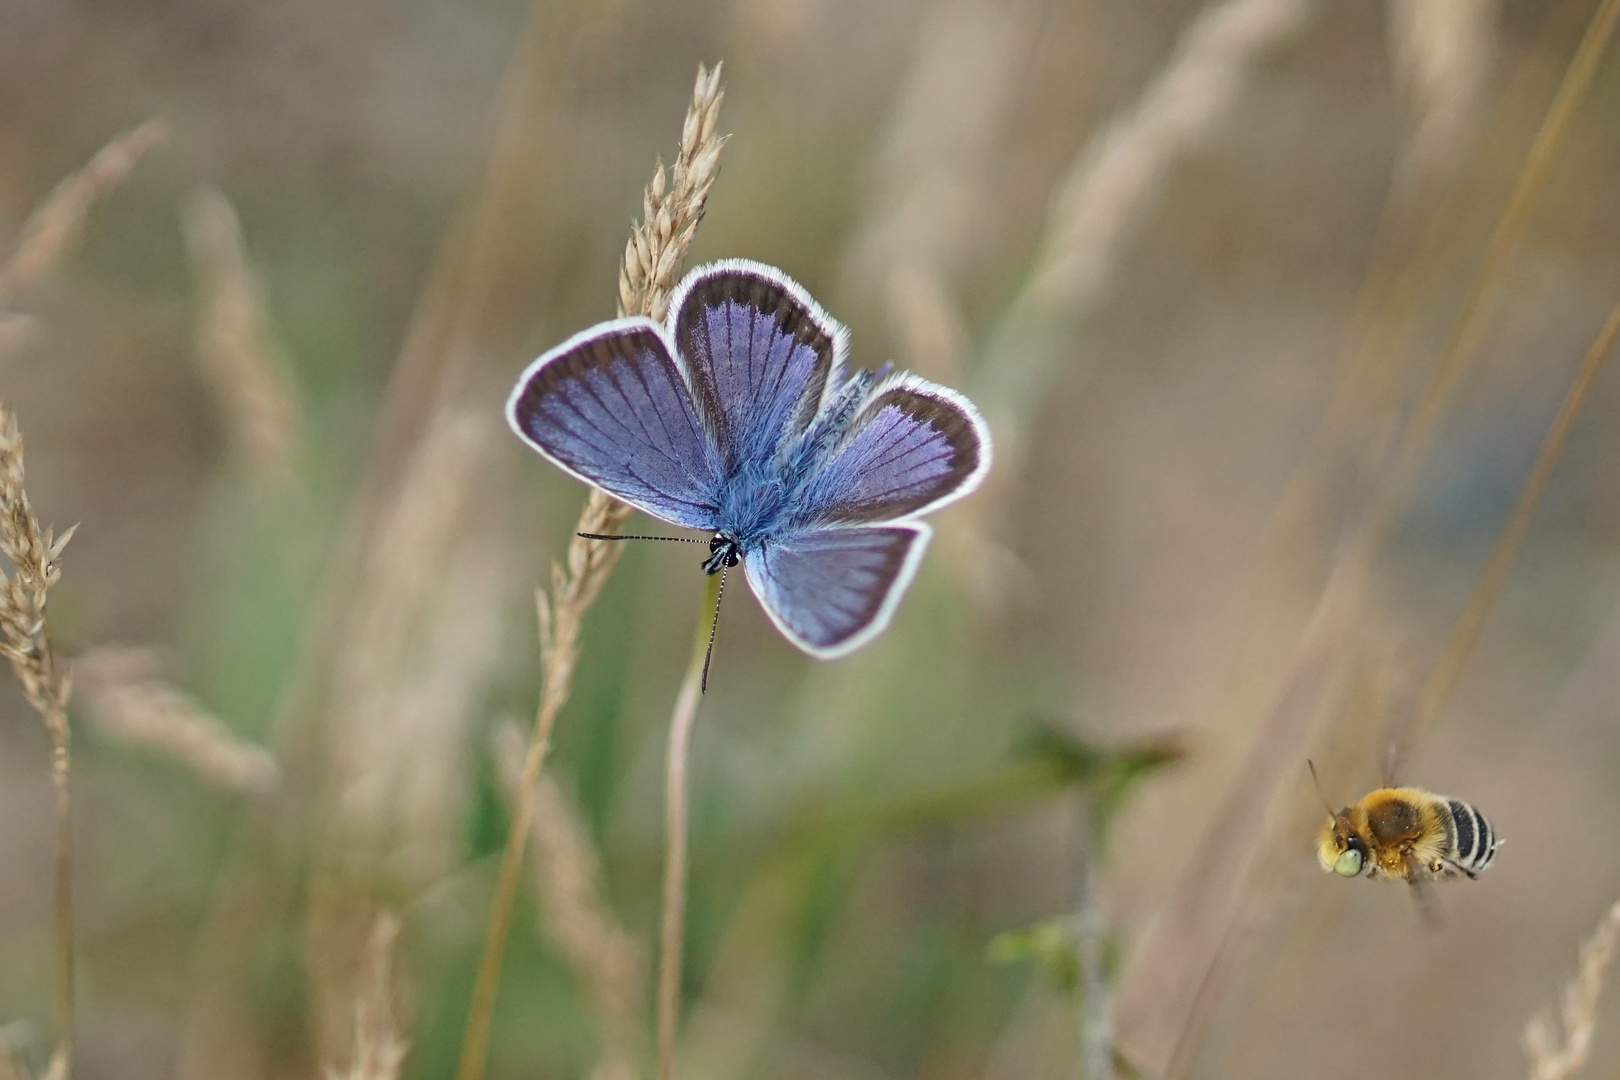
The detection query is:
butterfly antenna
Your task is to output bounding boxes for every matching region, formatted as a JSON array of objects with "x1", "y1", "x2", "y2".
[
  {"x1": 577, "y1": 532, "x2": 707, "y2": 543},
  {"x1": 1307, "y1": 760, "x2": 1336, "y2": 816},
  {"x1": 700, "y1": 567, "x2": 727, "y2": 694}
]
